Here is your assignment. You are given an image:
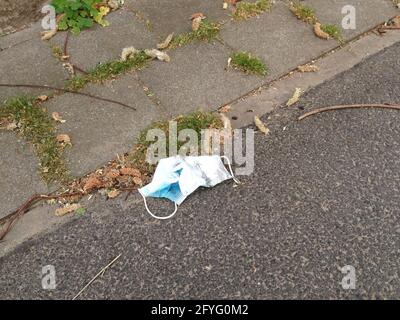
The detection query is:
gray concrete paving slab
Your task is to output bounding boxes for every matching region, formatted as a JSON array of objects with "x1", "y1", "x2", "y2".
[
  {"x1": 227, "y1": 30, "x2": 400, "y2": 128},
  {"x1": 0, "y1": 21, "x2": 43, "y2": 51},
  {"x1": 0, "y1": 37, "x2": 69, "y2": 103},
  {"x1": 0, "y1": 132, "x2": 48, "y2": 218},
  {"x1": 301, "y1": 0, "x2": 398, "y2": 40},
  {"x1": 48, "y1": 7, "x2": 158, "y2": 71},
  {"x1": 44, "y1": 73, "x2": 168, "y2": 177},
  {"x1": 138, "y1": 41, "x2": 261, "y2": 116},
  {"x1": 125, "y1": 0, "x2": 231, "y2": 36},
  {"x1": 220, "y1": 1, "x2": 336, "y2": 80}
]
